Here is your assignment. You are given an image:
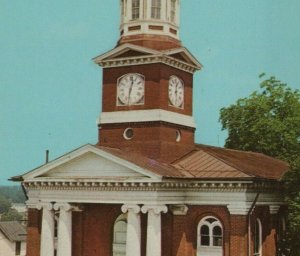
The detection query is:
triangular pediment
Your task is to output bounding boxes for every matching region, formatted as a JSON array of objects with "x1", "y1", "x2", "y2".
[
  {"x1": 93, "y1": 43, "x2": 161, "y2": 63},
  {"x1": 163, "y1": 47, "x2": 202, "y2": 69},
  {"x1": 93, "y1": 44, "x2": 201, "y2": 72},
  {"x1": 22, "y1": 145, "x2": 162, "y2": 182}
]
